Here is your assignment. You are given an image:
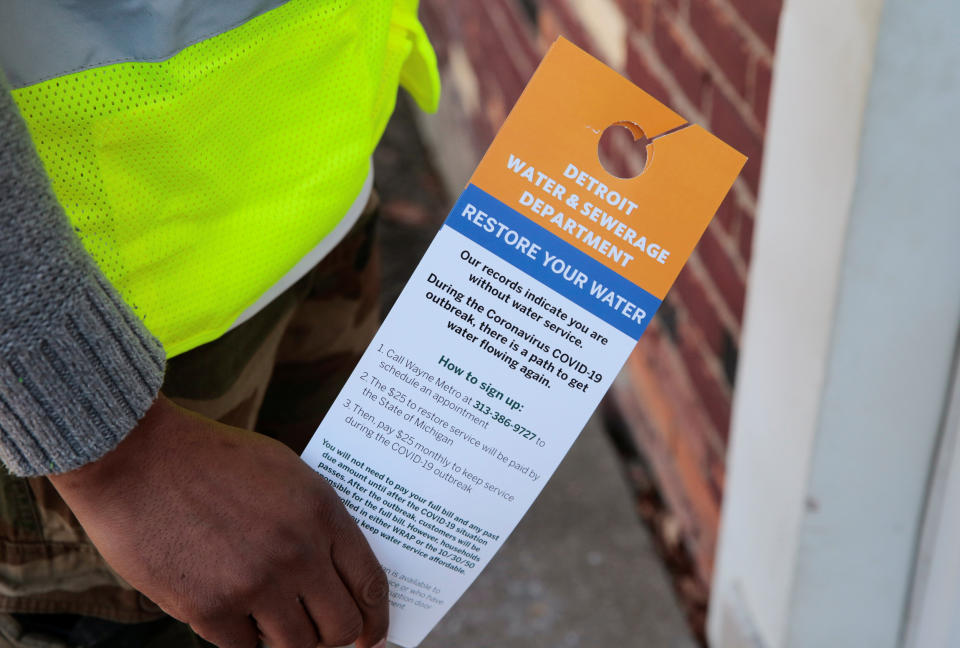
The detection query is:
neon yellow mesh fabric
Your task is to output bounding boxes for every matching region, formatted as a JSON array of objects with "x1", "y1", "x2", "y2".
[{"x1": 12, "y1": 0, "x2": 439, "y2": 357}]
